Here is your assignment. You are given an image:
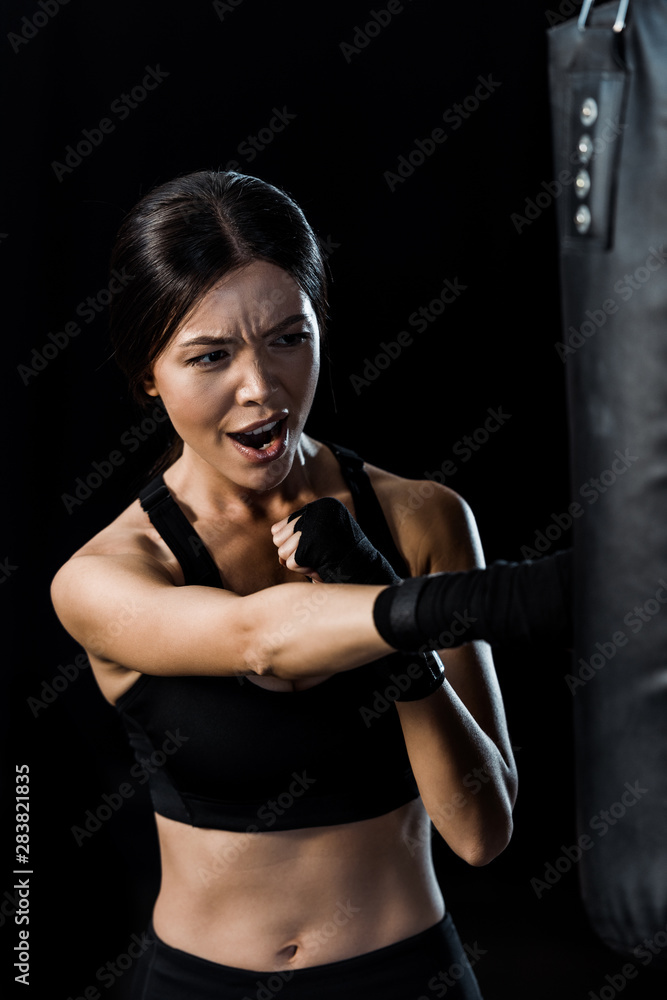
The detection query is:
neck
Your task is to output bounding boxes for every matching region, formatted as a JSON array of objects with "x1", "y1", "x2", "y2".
[{"x1": 162, "y1": 435, "x2": 321, "y2": 522}]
